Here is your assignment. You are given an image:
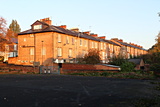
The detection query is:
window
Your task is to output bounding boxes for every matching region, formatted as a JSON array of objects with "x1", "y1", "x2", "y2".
[
  {"x1": 82, "y1": 50, "x2": 86, "y2": 57},
  {"x1": 101, "y1": 43, "x2": 103, "y2": 49},
  {"x1": 102, "y1": 52, "x2": 105, "y2": 59},
  {"x1": 92, "y1": 42, "x2": 94, "y2": 48},
  {"x1": 69, "y1": 49, "x2": 72, "y2": 57},
  {"x1": 58, "y1": 34, "x2": 61, "y2": 43},
  {"x1": 14, "y1": 45, "x2": 17, "y2": 51},
  {"x1": 111, "y1": 45, "x2": 113, "y2": 51},
  {"x1": 41, "y1": 47, "x2": 46, "y2": 55},
  {"x1": 72, "y1": 38, "x2": 75, "y2": 45},
  {"x1": 104, "y1": 43, "x2": 106, "y2": 49},
  {"x1": 84, "y1": 40, "x2": 87, "y2": 47},
  {"x1": 30, "y1": 48, "x2": 34, "y2": 55},
  {"x1": 57, "y1": 48, "x2": 62, "y2": 57},
  {"x1": 5, "y1": 45, "x2": 9, "y2": 51},
  {"x1": 30, "y1": 34, "x2": 34, "y2": 37},
  {"x1": 33, "y1": 25, "x2": 42, "y2": 30},
  {"x1": 80, "y1": 39, "x2": 82, "y2": 46},
  {"x1": 66, "y1": 36, "x2": 69, "y2": 44},
  {"x1": 95, "y1": 42, "x2": 97, "y2": 48},
  {"x1": 24, "y1": 38, "x2": 26, "y2": 42}
]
